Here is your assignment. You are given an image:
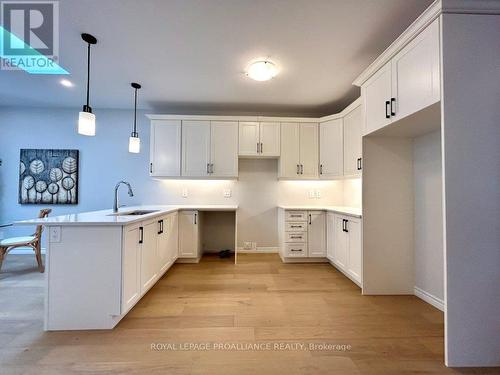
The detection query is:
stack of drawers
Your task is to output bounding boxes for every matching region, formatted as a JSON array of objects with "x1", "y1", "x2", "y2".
[{"x1": 284, "y1": 210, "x2": 308, "y2": 257}]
